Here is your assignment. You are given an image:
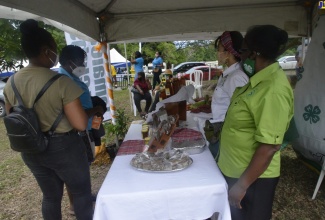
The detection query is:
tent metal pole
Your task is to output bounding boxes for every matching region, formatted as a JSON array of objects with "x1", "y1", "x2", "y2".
[{"x1": 124, "y1": 42, "x2": 130, "y2": 86}]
